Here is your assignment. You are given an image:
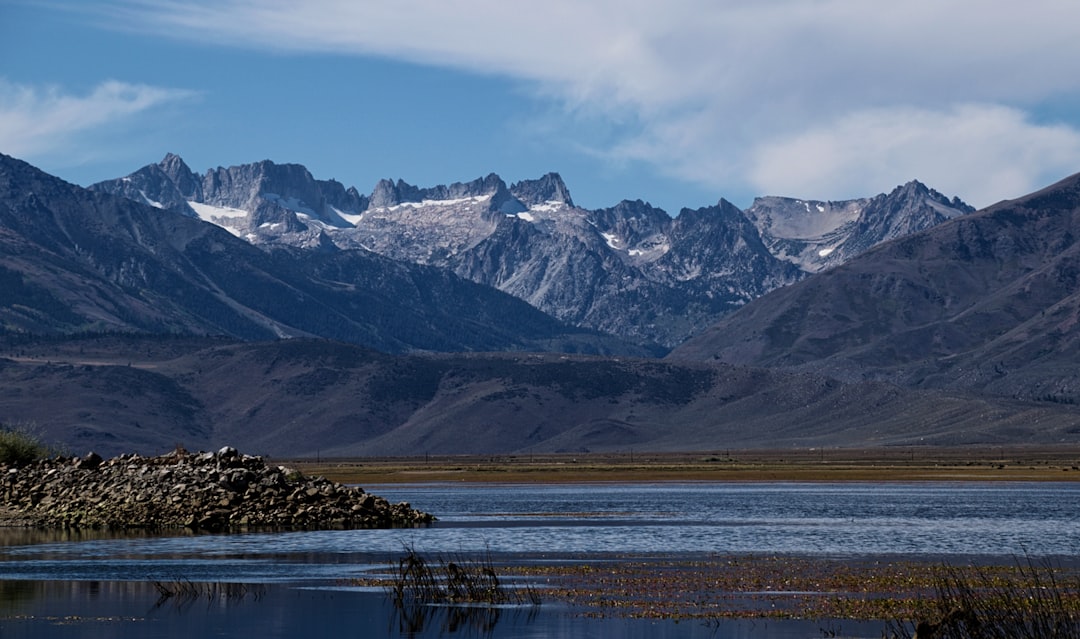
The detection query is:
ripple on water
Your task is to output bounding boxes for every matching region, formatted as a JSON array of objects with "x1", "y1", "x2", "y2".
[{"x1": 0, "y1": 482, "x2": 1078, "y2": 584}]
